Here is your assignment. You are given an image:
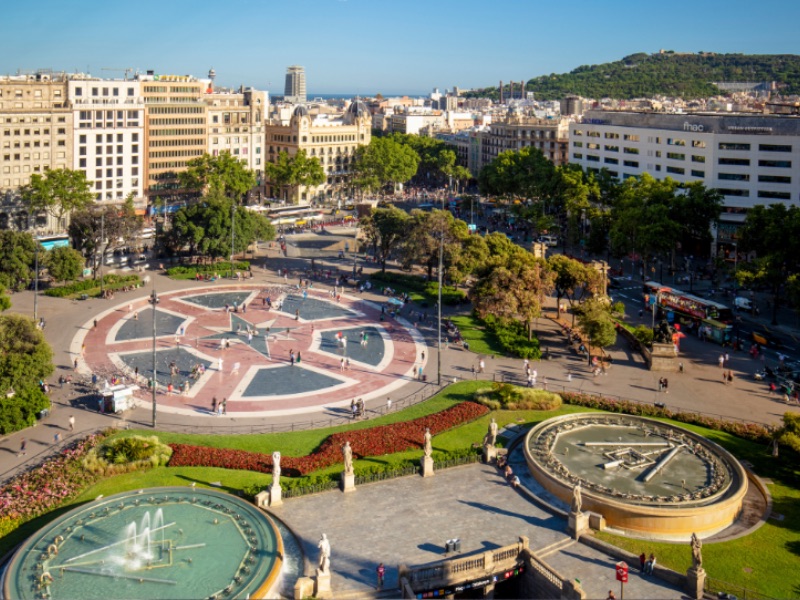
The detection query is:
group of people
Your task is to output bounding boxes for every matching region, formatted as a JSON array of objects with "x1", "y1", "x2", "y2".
[
  {"x1": 657, "y1": 377, "x2": 670, "y2": 393},
  {"x1": 211, "y1": 396, "x2": 227, "y2": 416},
  {"x1": 350, "y1": 398, "x2": 365, "y2": 419},
  {"x1": 640, "y1": 551, "x2": 657, "y2": 574}
]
